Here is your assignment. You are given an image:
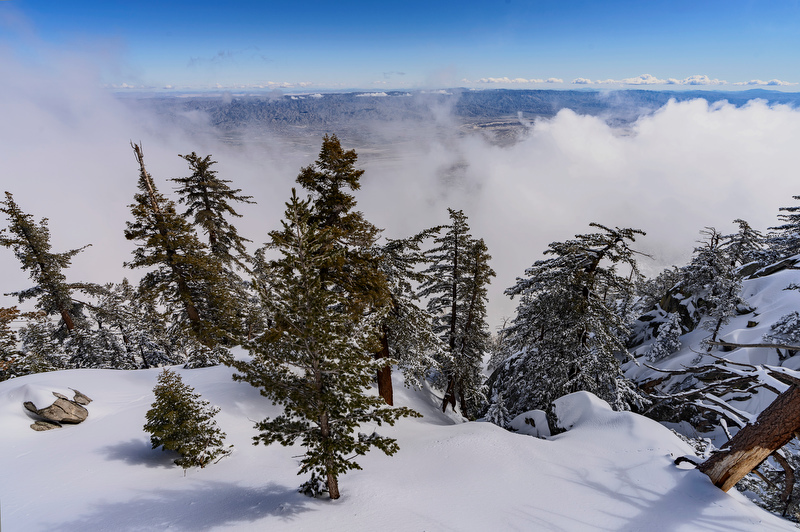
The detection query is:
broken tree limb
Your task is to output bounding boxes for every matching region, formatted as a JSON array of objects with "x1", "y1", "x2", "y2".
[
  {"x1": 698, "y1": 384, "x2": 800, "y2": 492},
  {"x1": 707, "y1": 340, "x2": 800, "y2": 351}
]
